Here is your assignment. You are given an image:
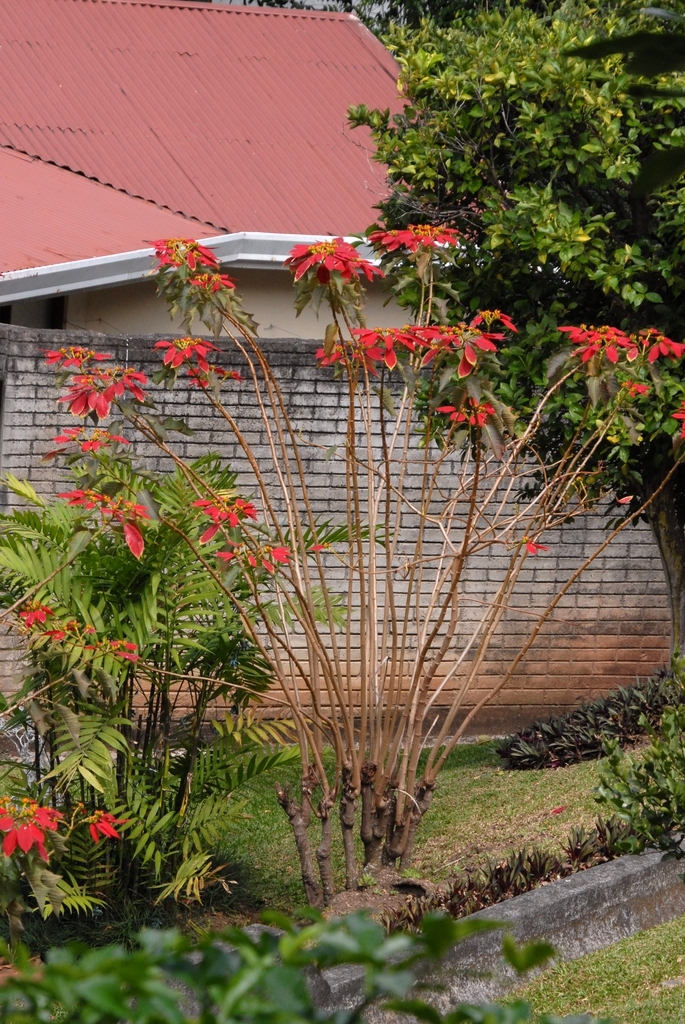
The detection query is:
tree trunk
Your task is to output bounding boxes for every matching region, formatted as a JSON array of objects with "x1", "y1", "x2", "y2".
[
  {"x1": 360, "y1": 761, "x2": 393, "y2": 868},
  {"x1": 382, "y1": 779, "x2": 435, "y2": 870},
  {"x1": 339, "y1": 764, "x2": 359, "y2": 889},
  {"x1": 644, "y1": 463, "x2": 685, "y2": 654},
  {"x1": 316, "y1": 799, "x2": 335, "y2": 906},
  {"x1": 276, "y1": 777, "x2": 322, "y2": 908}
]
